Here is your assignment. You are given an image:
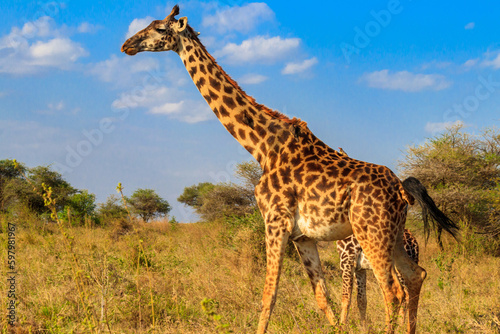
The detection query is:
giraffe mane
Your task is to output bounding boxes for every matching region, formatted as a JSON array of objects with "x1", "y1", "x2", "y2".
[{"x1": 185, "y1": 25, "x2": 307, "y2": 128}]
